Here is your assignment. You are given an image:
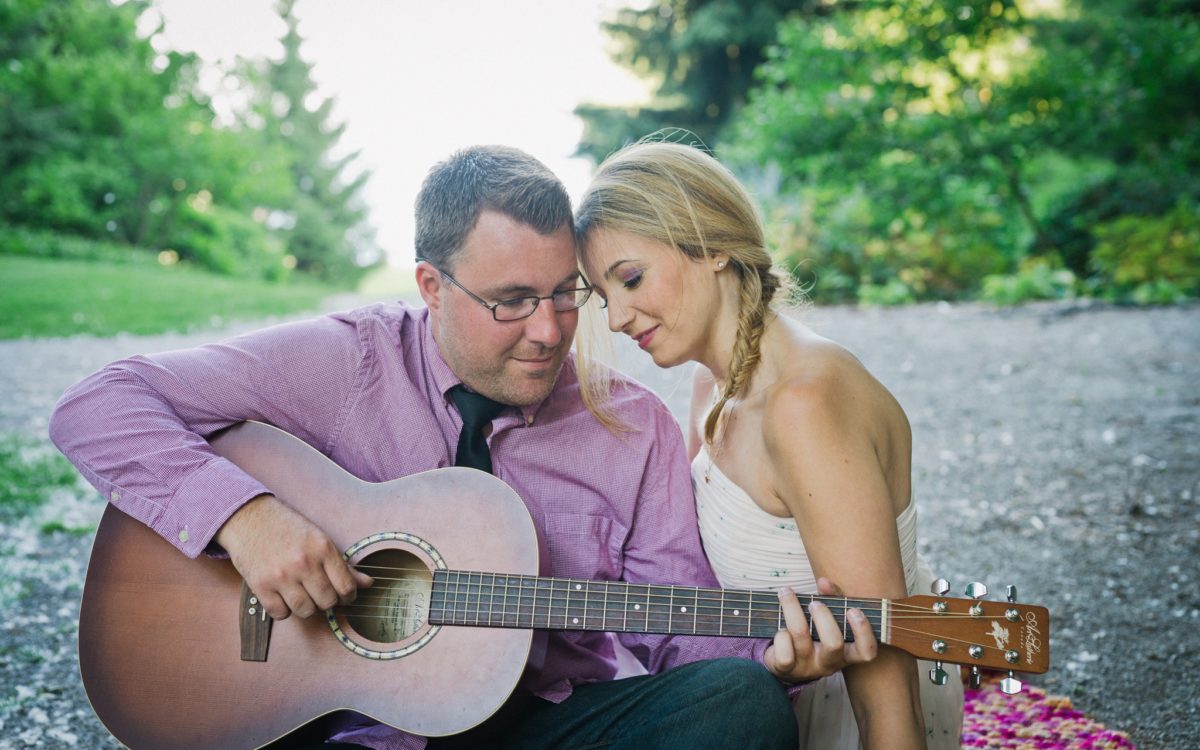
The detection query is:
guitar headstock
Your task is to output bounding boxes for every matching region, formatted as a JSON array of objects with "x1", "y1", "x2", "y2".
[{"x1": 887, "y1": 581, "x2": 1050, "y2": 692}]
